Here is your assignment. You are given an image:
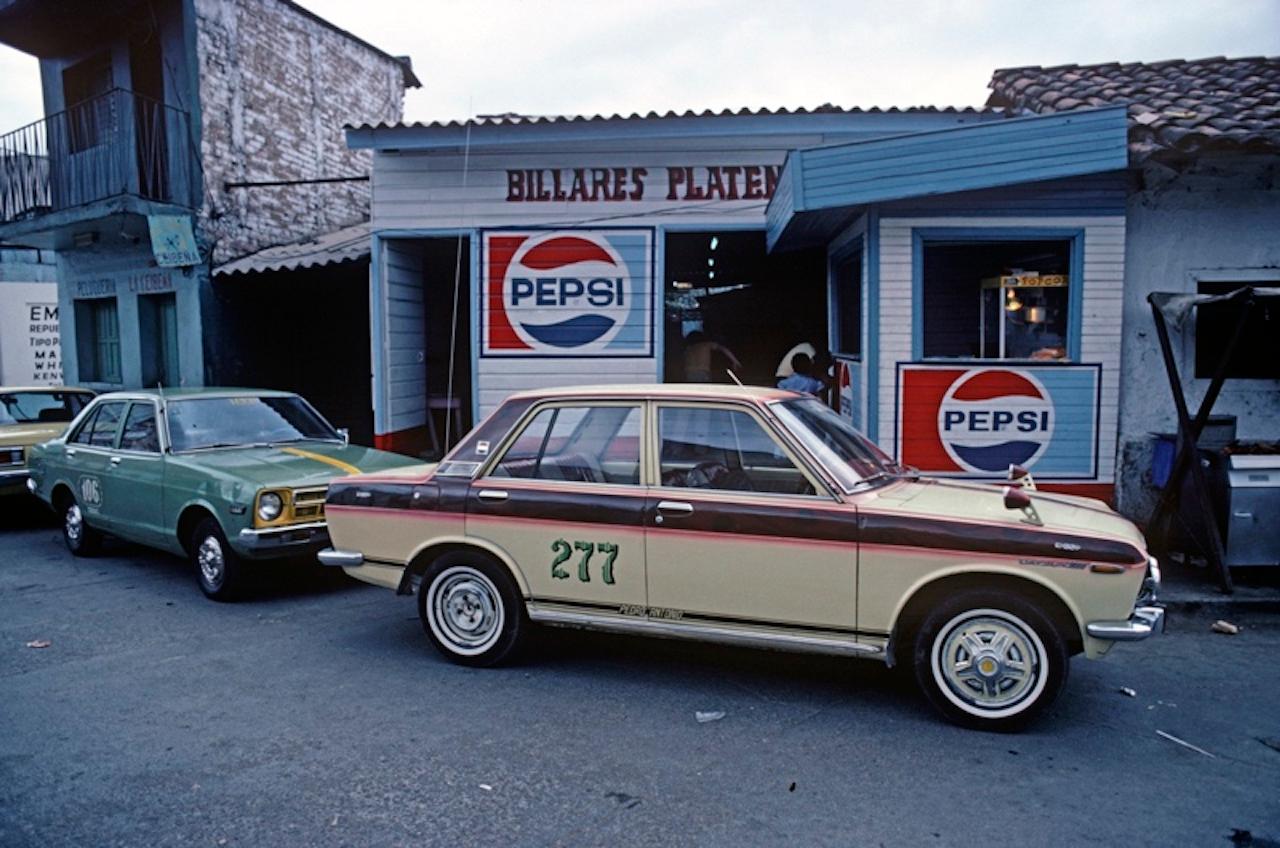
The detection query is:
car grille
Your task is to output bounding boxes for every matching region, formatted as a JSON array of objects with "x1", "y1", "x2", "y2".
[
  {"x1": 1, "y1": 447, "x2": 24, "y2": 467},
  {"x1": 291, "y1": 487, "x2": 327, "y2": 522}
]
